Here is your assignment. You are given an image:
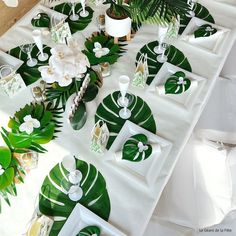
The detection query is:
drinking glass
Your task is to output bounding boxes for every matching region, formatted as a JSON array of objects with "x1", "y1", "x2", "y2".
[
  {"x1": 32, "y1": 29, "x2": 49, "y2": 61},
  {"x1": 69, "y1": 0, "x2": 79, "y2": 21},
  {"x1": 157, "y1": 43, "x2": 170, "y2": 63},
  {"x1": 153, "y1": 25, "x2": 169, "y2": 54},
  {"x1": 118, "y1": 93, "x2": 134, "y2": 119},
  {"x1": 0, "y1": 65, "x2": 14, "y2": 78},
  {"x1": 117, "y1": 75, "x2": 130, "y2": 107},
  {"x1": 80, "y1": 0, "x2": 89, "y2": 17},
  {"x1": 20, "y1": 44, "x2": 38, "y2": 67}
]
